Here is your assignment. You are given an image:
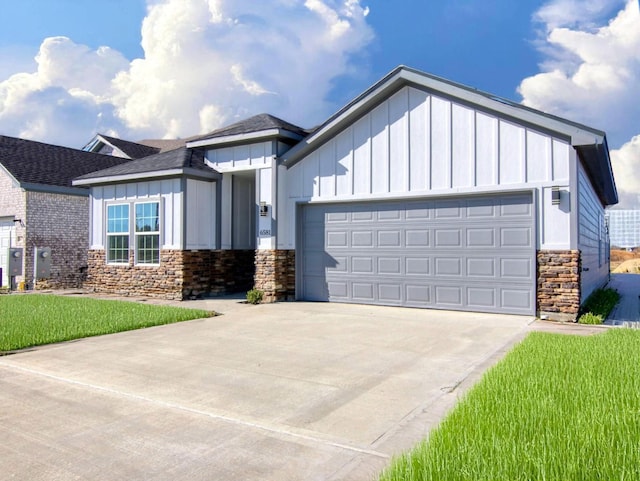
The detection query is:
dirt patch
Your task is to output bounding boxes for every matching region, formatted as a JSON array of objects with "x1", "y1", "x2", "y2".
[
  {"x1": 610, "y1": 249, "x2": 640, "y2": 271},
  {"x1": 612, "y1": 259, "x2": 640, "y2": 274}
]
